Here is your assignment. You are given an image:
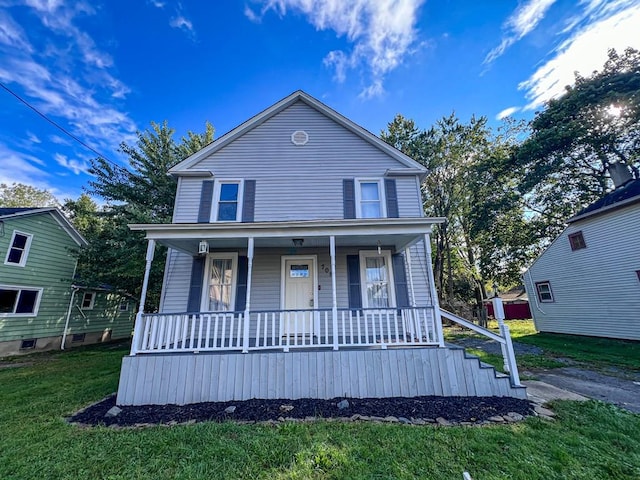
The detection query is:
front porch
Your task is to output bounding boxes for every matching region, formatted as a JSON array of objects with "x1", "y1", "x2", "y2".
[{"x1": 117, "y1": 218, "x2": 525, "y2": 405}]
